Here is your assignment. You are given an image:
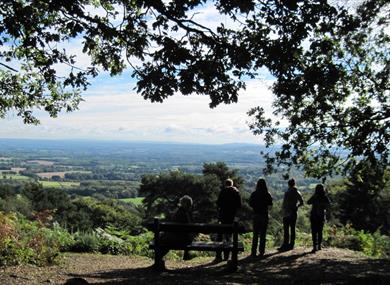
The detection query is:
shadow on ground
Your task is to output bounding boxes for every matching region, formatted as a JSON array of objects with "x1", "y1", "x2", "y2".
[{"x1": 66, "y1": 250, "x2": 390, "y2": 285}]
